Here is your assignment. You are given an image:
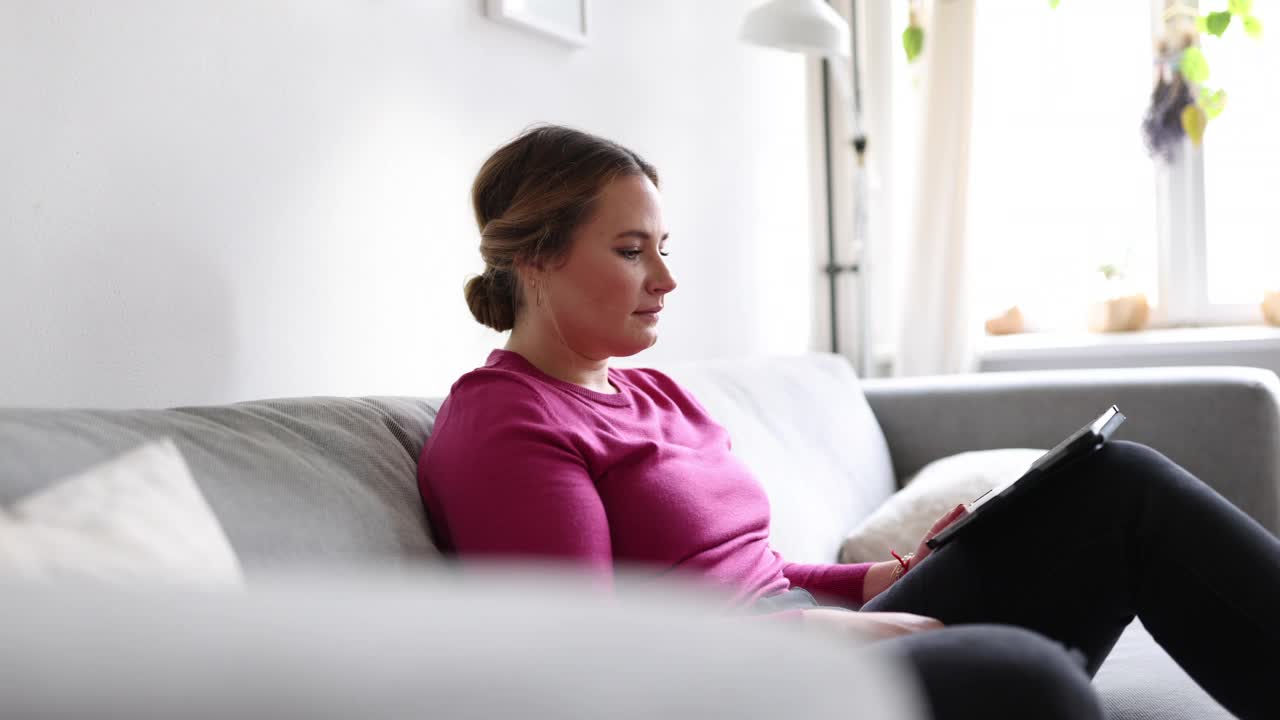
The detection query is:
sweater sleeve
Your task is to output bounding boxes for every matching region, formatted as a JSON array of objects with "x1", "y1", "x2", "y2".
[
  {"x1": 420, "y1": 377, "x2": 613, "y2": 589},
  {"x1": 778, "y1": 558, "x2": 875, "y2": 609}
]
